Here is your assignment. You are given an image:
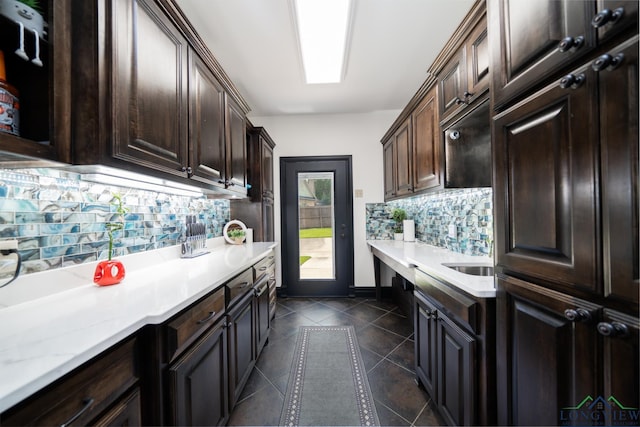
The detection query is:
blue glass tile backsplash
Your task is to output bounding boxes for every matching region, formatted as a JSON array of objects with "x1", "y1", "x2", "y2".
[
  {"x1": 0, "y1": 169, "x2": 230, "y2": 274},
  {"x1": 366, "y1": 188, "x2": 493, "y2": 256}
]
